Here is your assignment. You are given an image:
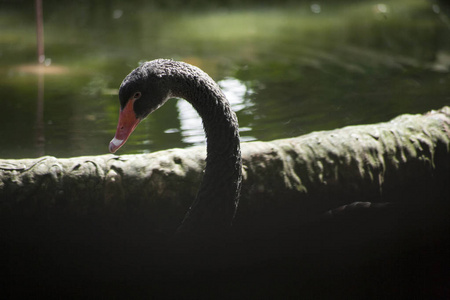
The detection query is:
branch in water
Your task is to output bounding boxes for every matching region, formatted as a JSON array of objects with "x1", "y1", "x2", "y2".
[{"x1": 0, "y1": 107, "x2": 449, "y2": 231}]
